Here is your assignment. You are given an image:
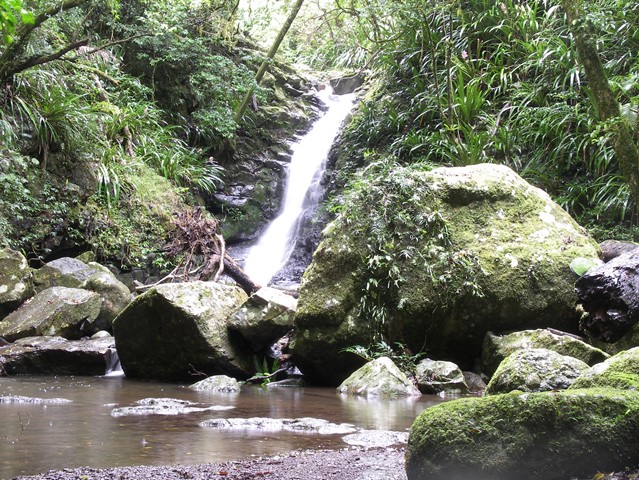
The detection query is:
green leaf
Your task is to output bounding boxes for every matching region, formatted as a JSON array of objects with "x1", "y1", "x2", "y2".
[{"x1": 570, "y1": 257, "x2": 603, "y2": 276}]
